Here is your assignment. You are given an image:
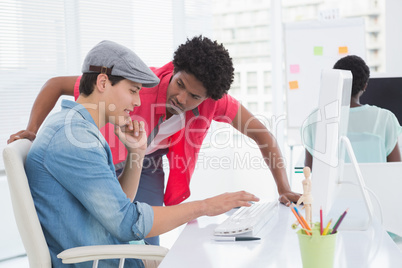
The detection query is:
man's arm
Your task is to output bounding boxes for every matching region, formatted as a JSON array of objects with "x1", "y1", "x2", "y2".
[
  {"x1": 7, "y1": 76, "x2": 78, "y2": 143},
  {"x1": 304, "y1": 149, "x2": 313, "y2": 170},
  {"x1": 115, "y1": 120, "x2": 147, "y2": 201},
  {"x1": 231, "y1": 104, "x2": 301, "y2": 206},
  {"x1": 147, "y1": 191, "x2": 259, "y2": 237}
]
